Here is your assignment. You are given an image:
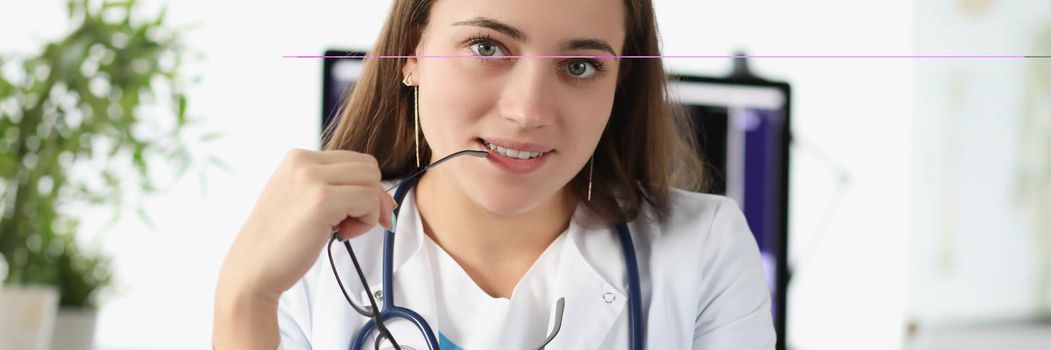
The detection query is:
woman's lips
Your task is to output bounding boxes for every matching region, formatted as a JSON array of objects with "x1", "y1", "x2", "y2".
[{"x1": 475, "y1": 138, "x2": 553, "y2": 175}]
